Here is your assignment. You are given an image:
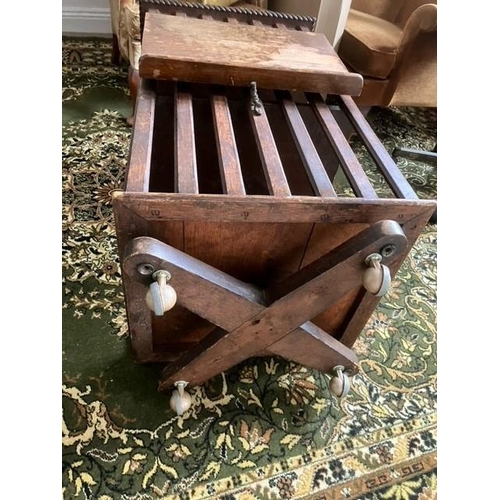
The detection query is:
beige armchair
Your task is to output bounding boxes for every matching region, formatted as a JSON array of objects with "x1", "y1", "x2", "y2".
[
  {"x1": 337, "y1": 0, "x2": 437, "y2": 107},
  {"x1": 109, "y1": 0, "x2": 269, "y2": 124}
]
